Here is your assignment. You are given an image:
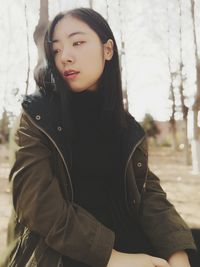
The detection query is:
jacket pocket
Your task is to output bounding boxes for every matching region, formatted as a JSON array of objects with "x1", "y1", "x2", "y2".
[
  {"x1": 25, "y1": 238, "x2": 47, "y2": 267},
  {"x1": 6, "y1": 228, "x2": 39, "y2": 267},
  {"x1": 7, "y1": 237, "x2": 22, "y2": 267},
  {"x1": 25, "y1": 237, "x2": 62, "y2": 267}
]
